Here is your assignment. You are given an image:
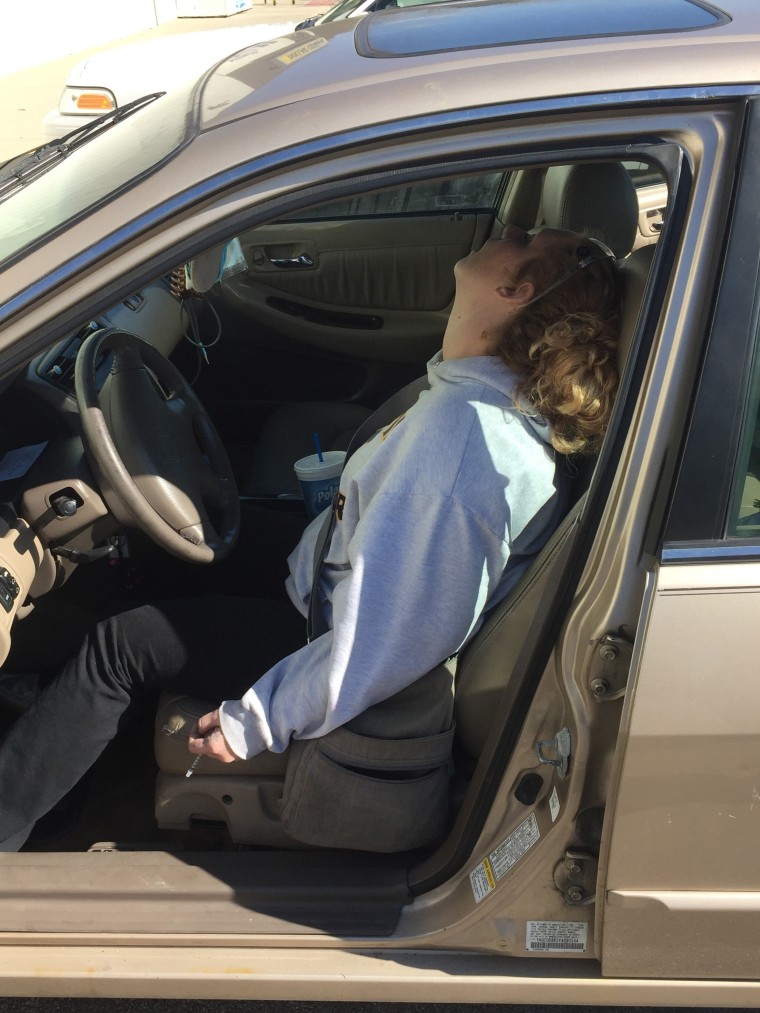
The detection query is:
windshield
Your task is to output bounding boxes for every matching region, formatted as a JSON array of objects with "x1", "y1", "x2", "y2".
[{"x1": 0, "y1": 83, "x2": 197, "y2": 269}]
